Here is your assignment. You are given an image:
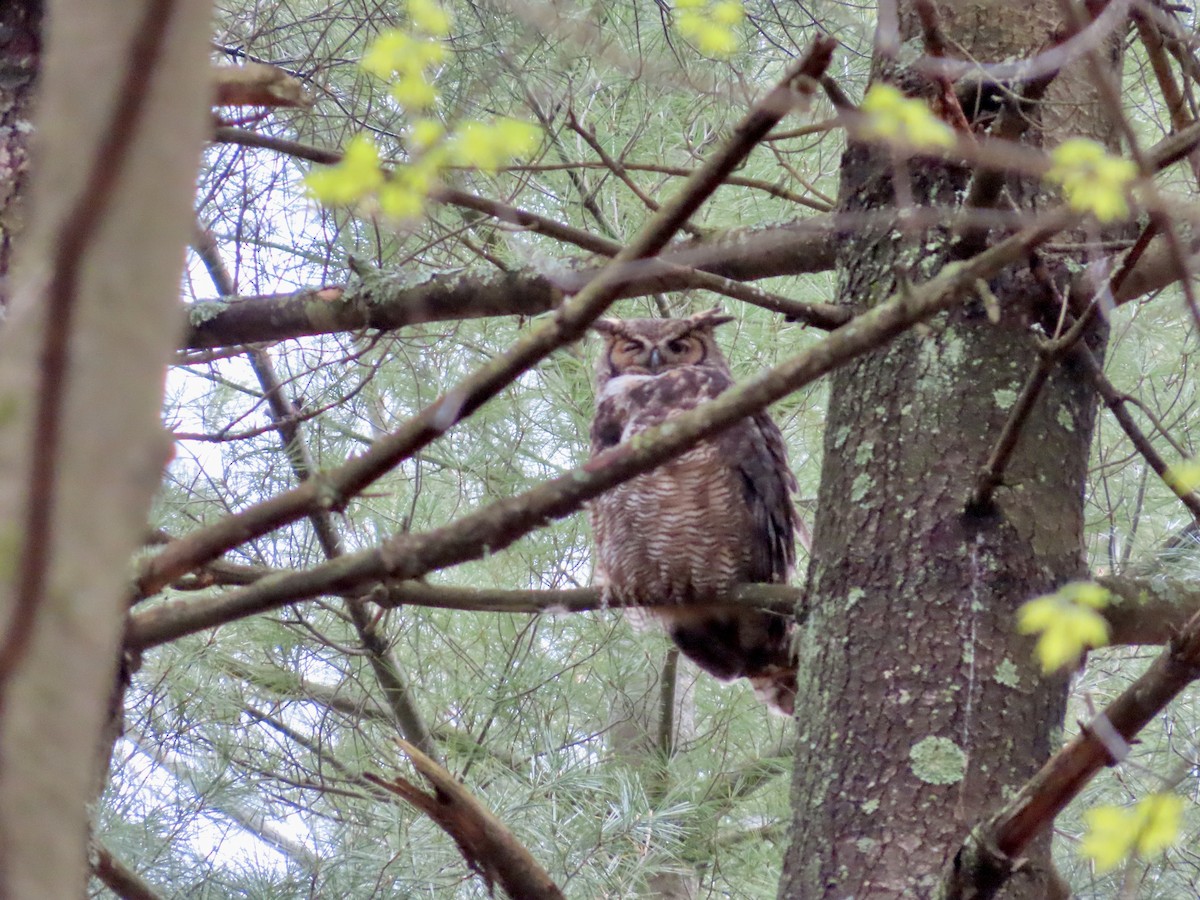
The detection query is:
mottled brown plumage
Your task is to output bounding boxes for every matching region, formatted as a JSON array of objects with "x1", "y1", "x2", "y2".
[{"x1": 588, "y1": 310, "x2": 800, "y2": 713}]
